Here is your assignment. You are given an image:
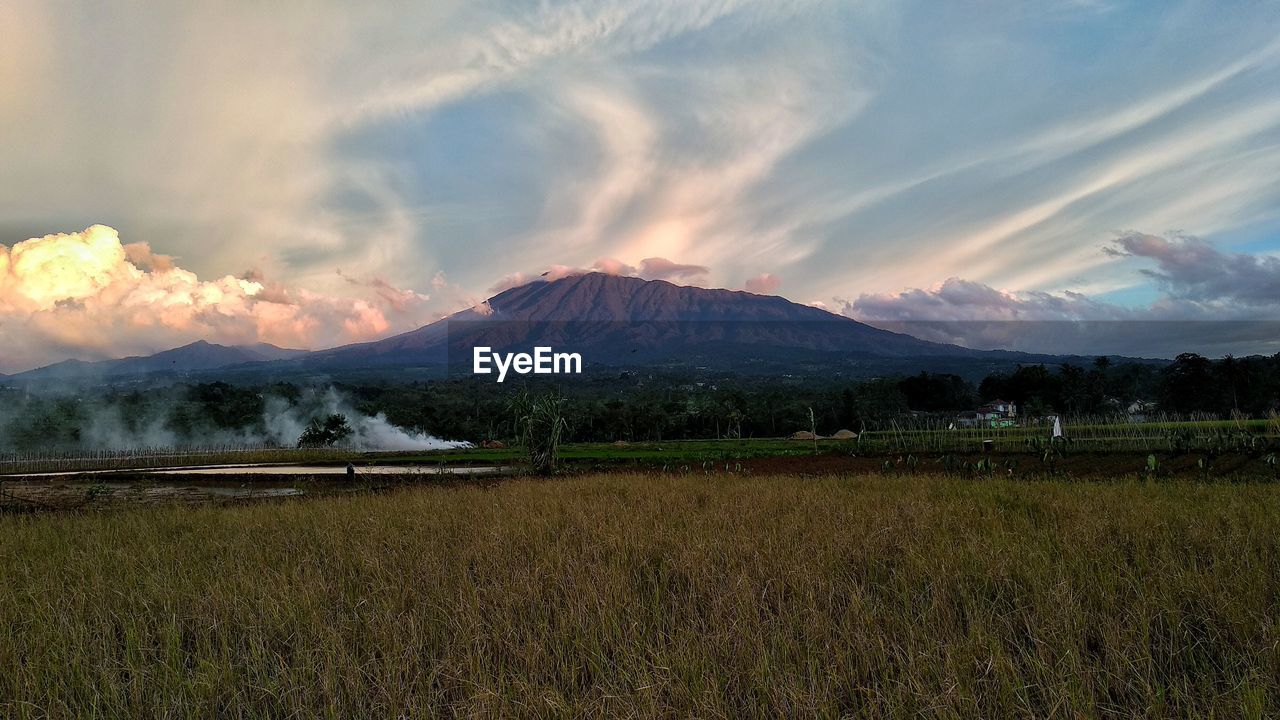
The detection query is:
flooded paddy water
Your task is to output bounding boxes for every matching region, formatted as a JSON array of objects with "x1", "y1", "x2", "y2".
[{"x1": 0, "y1": 464, "x2": 506, "y2": 512}]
